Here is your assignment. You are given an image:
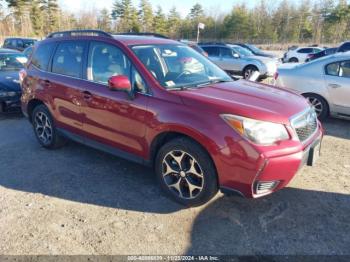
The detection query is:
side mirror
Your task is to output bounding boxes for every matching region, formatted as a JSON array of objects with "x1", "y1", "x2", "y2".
[
  {"x1": 108, "y1": 75, "x2": 131, "y2": 92},
  {"x1": 233, "y1": 53, "x2": 240, "y2": 58}
]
